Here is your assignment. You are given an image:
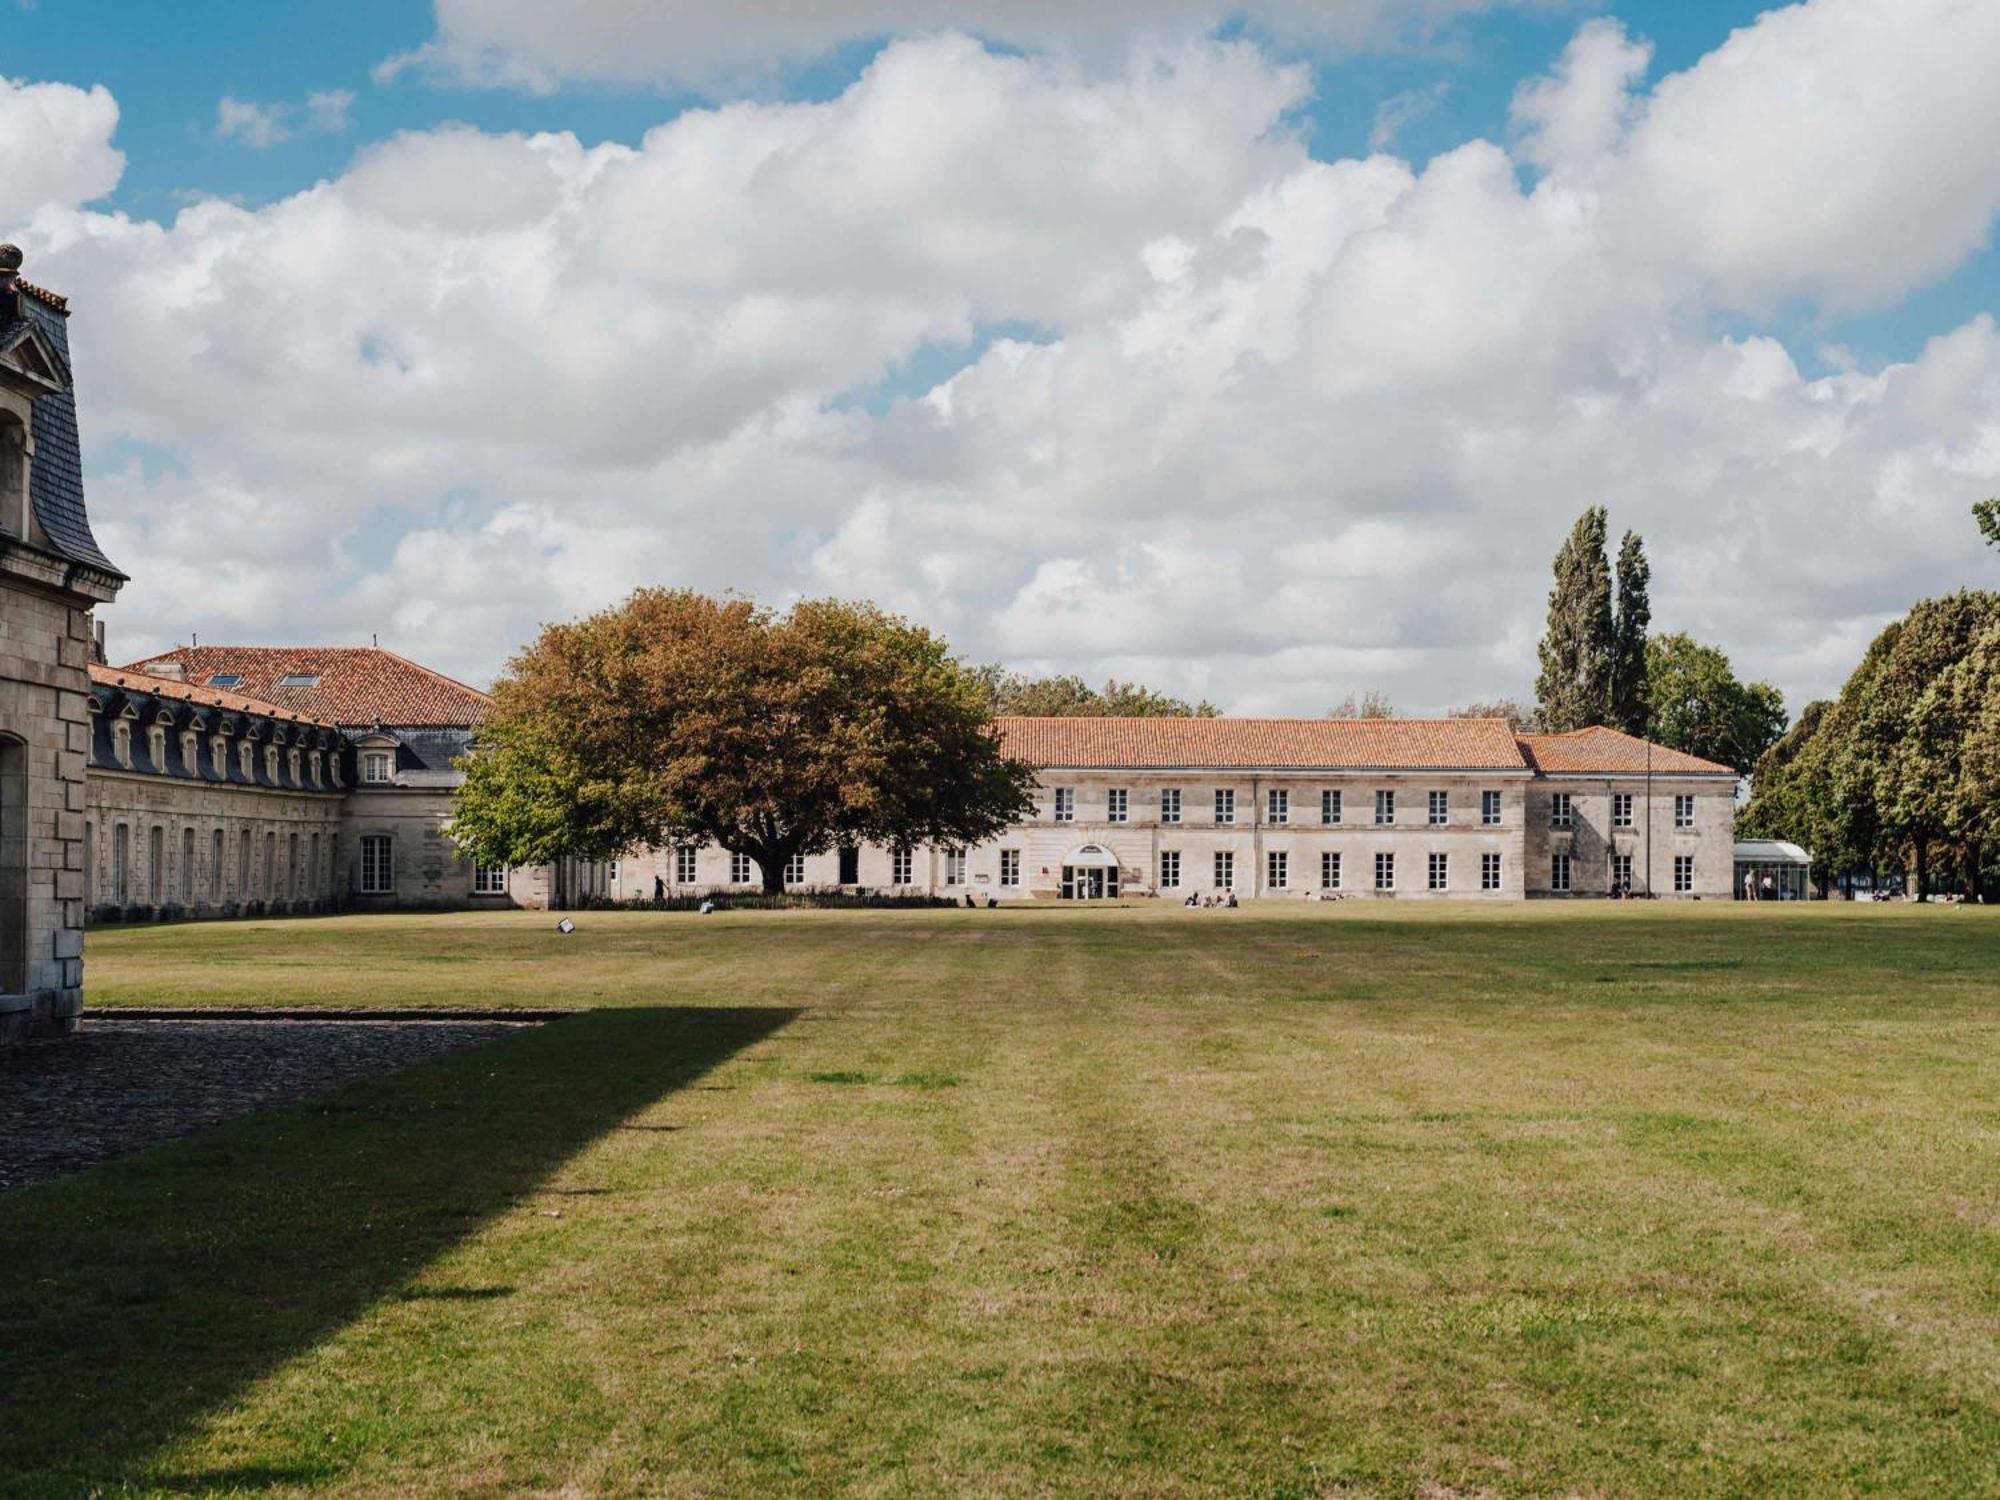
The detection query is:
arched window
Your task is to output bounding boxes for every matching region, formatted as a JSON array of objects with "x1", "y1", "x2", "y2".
[
  {"x1": 180, "y1": 827, "x2": 194, "y2": 903},
  {"x1": 211, "y1": 828, "x2": 223, "y2": 901},
  {"x1": 238, "y1": 828, "x2": 251, "y2": 897},
  {"x1": 147, "y1": 826, "x2": 163, "y2": 904},
  {"x1": 265, "y1": 831, "x2": 277, "y2": 897},
  {"x1": 0, "y1": 735, "x2": 27, "y2": 992}
]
